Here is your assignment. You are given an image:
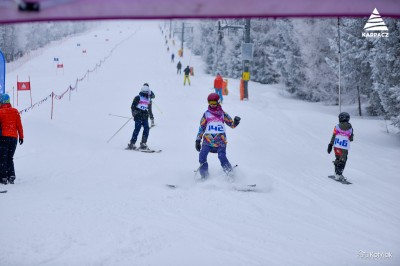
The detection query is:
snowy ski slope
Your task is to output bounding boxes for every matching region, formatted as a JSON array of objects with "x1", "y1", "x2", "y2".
[{"x1": 0, "y1": 21, "x2": 399, "y2": 266}]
